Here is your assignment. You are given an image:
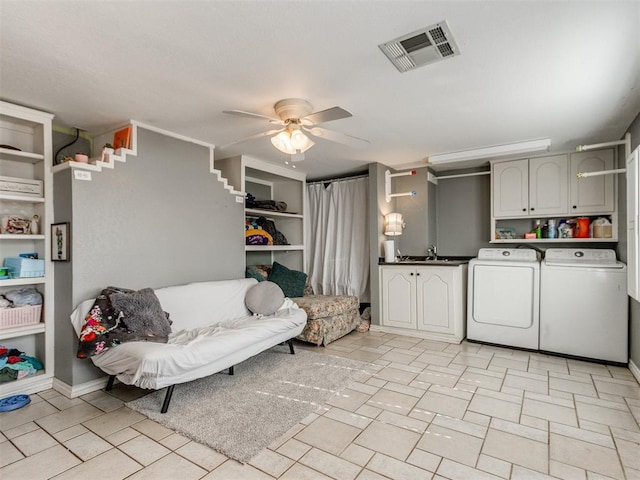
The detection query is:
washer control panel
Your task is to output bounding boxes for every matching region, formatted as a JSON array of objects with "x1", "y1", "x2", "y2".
[
  {"x1": 544, "y1": 248, "x2": 620, "y2": 267},
  {"x1": 476, "y1": 248, "x2": 539, "y2": 262}
]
